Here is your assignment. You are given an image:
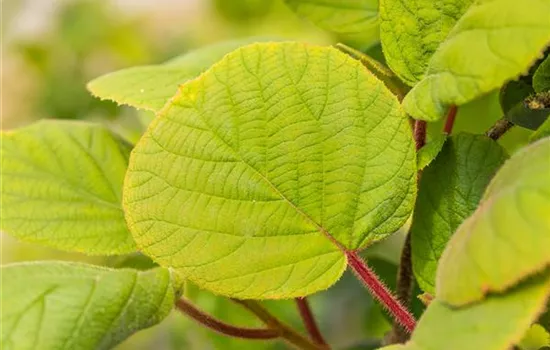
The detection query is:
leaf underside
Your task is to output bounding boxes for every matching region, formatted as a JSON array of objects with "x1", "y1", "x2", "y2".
[
  {"x1": 412, "y1": 133, "x2": 508, "y2": 293},
  {"x1": 403, "y1": 0, "x2": 550, "y2": 121},
  {"x1": 1, "y1": 262, "x2": 180, "y2": 350},
  {"x1": 0, "y1": 120, "x2": 135, "y2": 255},
  {"x1": 124, "y1": 42, "x2": 416, "y2": 299},
  {"x1": 437, "y1": 137, "x2": 550, "y2": 306}
]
